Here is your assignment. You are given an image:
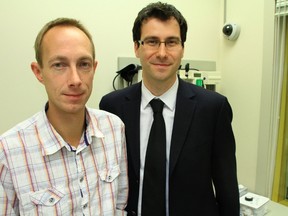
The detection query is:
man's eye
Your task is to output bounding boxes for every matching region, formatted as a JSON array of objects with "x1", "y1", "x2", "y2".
[
  {"x1": 80, "y1": 62, "x2": 89, "y2": 67},
  {"x1": 79, "y1": 62, "x2": 92, "y2": 70},
  {"x1": 52, "y1": 62, "x2": 65, "y2": 69},
  {"x1": 146, "y1": 39, "x2": 159, "y2": 46},
  {"x1": 166, "y1": 40, "x2": 178, "y2": 46}
]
